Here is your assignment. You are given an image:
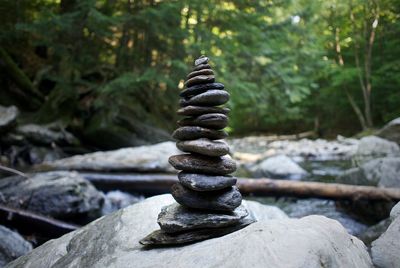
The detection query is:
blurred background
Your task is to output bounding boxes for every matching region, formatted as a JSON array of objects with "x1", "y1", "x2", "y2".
[{"x1": 0, "y1": 0, "x2": 400, "y2": 266}]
